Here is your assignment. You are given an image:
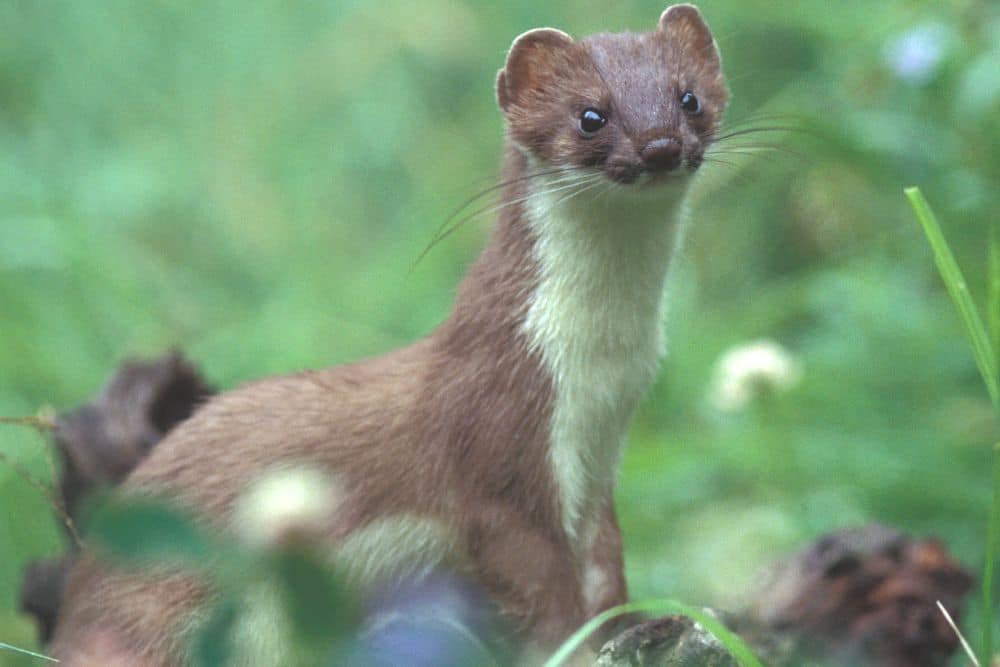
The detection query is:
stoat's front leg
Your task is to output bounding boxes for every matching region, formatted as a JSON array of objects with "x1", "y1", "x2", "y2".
[
  {"x1": 465, "y1": 500, "x2": 588, "y2": 653},
  {"x1": 580, "y1": 497, "x2": 648, "y2": 649}
]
